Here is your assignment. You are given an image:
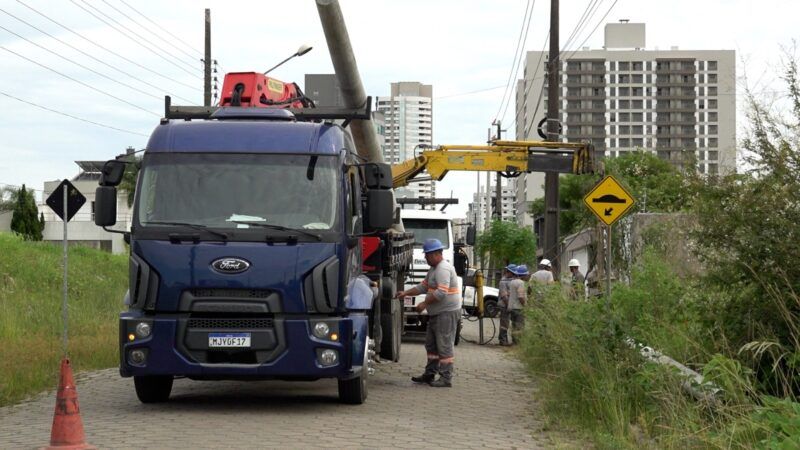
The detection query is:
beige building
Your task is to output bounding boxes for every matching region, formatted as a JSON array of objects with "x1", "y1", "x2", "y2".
[
  {"x1": 377, "y1": 82, "x2": 435, "y2": 207},
  {"x1": 514, "y1": 21, "x2": 735, "y2": 226}
]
